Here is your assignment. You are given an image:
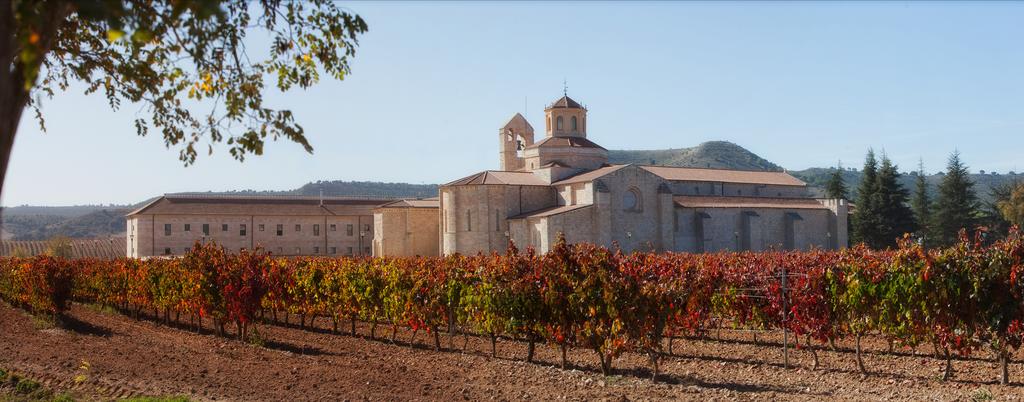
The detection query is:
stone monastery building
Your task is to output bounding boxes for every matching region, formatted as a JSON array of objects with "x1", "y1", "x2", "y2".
[
  {"x1": 435, "y1": 94, "x2": 848, "y2": 255},
  {"x1": 126, "y1": 94, "x2": 848, "y2": 258}
]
